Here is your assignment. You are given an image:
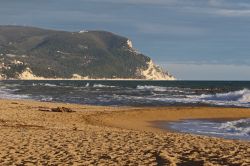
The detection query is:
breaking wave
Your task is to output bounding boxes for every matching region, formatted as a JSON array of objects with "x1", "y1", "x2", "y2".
[
  {"x1": 137, "y1": 85, "x2": 167, "y2": 92},
  {"x1": 0, "y1": 81, "x2": 250, "y2": 108},
  {"x1": 200, "y1": 89, "x2": 250, "y2": 103},
  {"x1": 168, "y1": 119, "x2": 250, "y2": 140},
  {"x1": 93, "y1": 84, "x2": 116, "y2": 88},
  {"x1": 136, "y1": 85, "x2": 185, "y2": 92},
  {"x1": 132, "y1": 88, "x2": 250, "y2": 107},
  {"x1": 32, "y1": 83, "x2": 57, "y2": 87},
  {"x1": 0, "y1": 87, "x2": 29, "y2": 100},
  {"x1": 219, "y1": 119, "x2": 250, "y2": 136},
  {"x1": 85, "y1": 83, "x2": 90, "y2": 87}
]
